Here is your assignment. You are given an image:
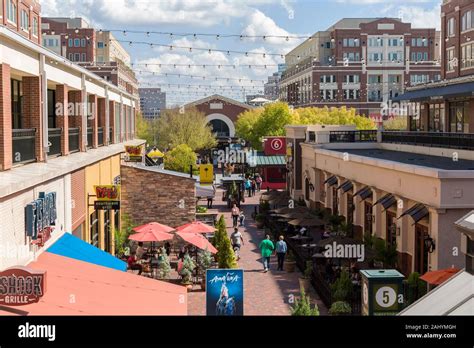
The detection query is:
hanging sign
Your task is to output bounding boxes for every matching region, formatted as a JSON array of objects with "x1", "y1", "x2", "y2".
[
  {"x1": 124, "y1": 145, "x2": 144, "y2": 162},
  {"x1": 94, "y1": 185, "x2": 120, "y2": 210},
  {"x1": 0, "y1": 267, "x2": 46, "y2": 306}
]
